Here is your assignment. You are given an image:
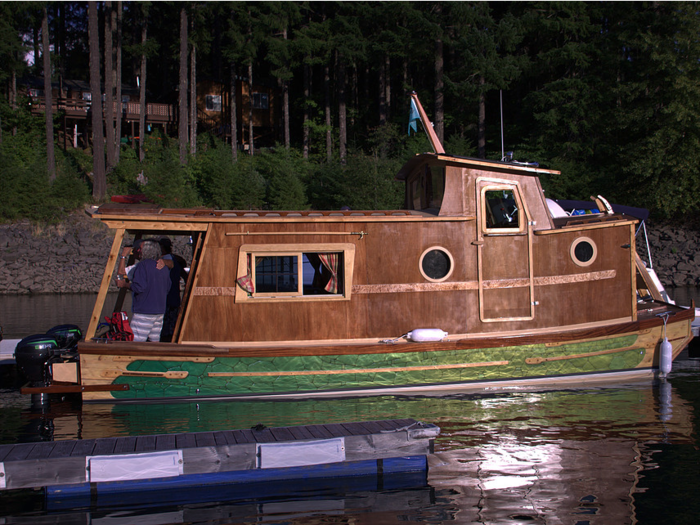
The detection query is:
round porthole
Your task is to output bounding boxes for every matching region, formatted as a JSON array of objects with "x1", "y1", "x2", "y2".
[
  {"x1": 420, "y1": 247, "x2": 454, "y2": 282},
  {"x1": 570, "y1": 237, "x2": 597, "y2": 267}
]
